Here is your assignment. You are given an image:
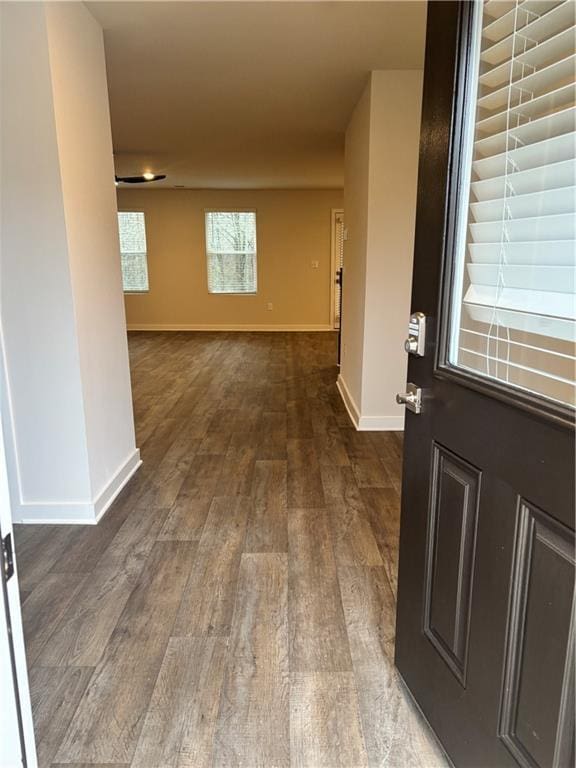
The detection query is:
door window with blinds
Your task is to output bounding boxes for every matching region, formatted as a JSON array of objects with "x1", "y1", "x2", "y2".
[
  {"x1": 205, "y1": 211, "x2": 257, "y2": 294},
  {"x1": 448, "y1": 0, "x2": 575, "y2": 409}
]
